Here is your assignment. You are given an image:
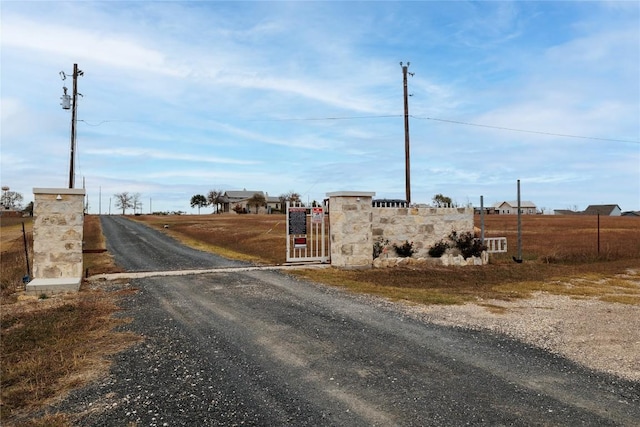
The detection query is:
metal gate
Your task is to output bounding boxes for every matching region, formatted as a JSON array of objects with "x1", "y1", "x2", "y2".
[{"x1": 286, "y1": 201, "x2": 330, "y2": 264}]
